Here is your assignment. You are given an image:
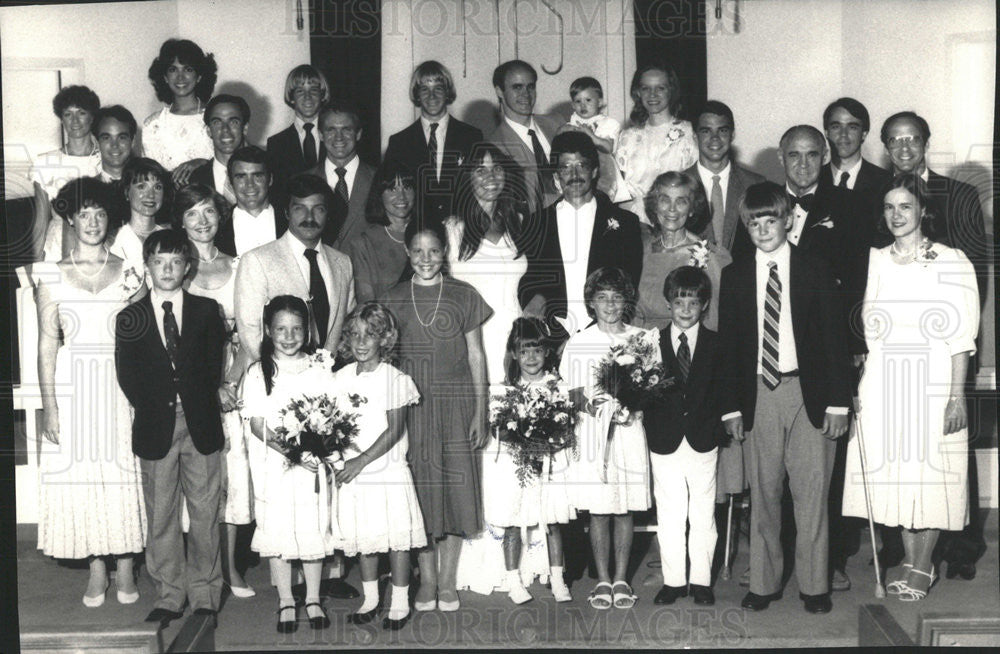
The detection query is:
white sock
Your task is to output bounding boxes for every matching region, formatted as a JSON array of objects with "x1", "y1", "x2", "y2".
[
  {"x1": 550, "y1": 566, "x2": 571, "y2": 601},
  {"x1": 357, "y1": 580, "x2": 379, "y2": 613},
  {"x1": 506, "y1": 569, "x2": 532, "y2": 604},
  {"x1": 388, "y1": 583, "x2": 410, "y2": 620}
]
